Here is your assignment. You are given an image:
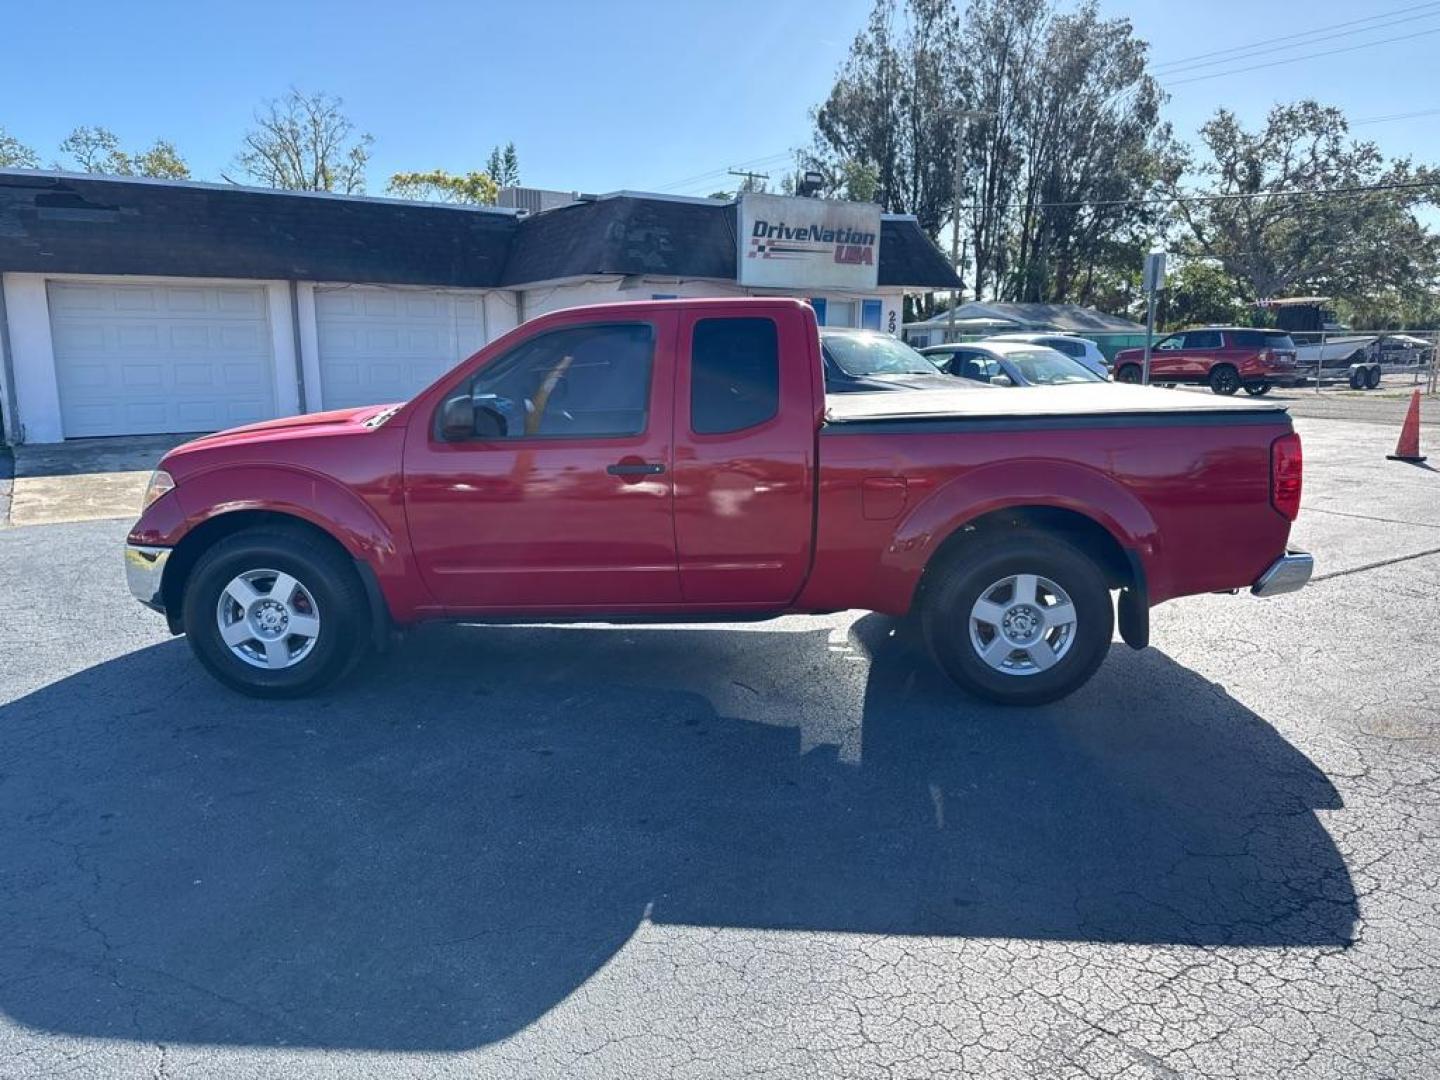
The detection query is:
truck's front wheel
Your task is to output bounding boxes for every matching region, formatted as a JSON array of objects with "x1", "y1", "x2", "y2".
[
  {"x1": 182, "y1": 528, "x2": 370, "y2": 698},
  {"x1": 921, "y1": 536, "x2": 1114, "y2": 706}
]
